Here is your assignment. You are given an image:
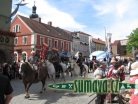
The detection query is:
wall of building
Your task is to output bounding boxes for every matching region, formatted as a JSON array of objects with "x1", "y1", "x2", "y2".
[
  {"x1": 95, "y1": 43, "x2": 105, "y2": 51},
  {"x1": 0, "y1": 0, "x2": 12, "y2": 31},
  {"x1": 0, "y1": 0, "x2": 15, "y2": 63},
  {"x1": 112, "y1": 45, "x2": 117, "y2": 55},
  {"x1": 12, "y1": 16, "x2": 72, "y2": 61}
]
